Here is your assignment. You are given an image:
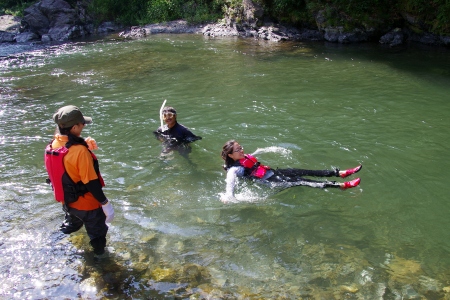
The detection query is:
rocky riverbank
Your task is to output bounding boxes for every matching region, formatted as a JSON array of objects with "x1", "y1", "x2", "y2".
[
  {"x1": 1, "y1": 0, "x2": 449, "y2": 48},
  {"x1": 0, "y1": 0, "x2": 122, "y2": 44},
  {"x1": 117, "y1": 20, "x2": 324, "y2": 44}
]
